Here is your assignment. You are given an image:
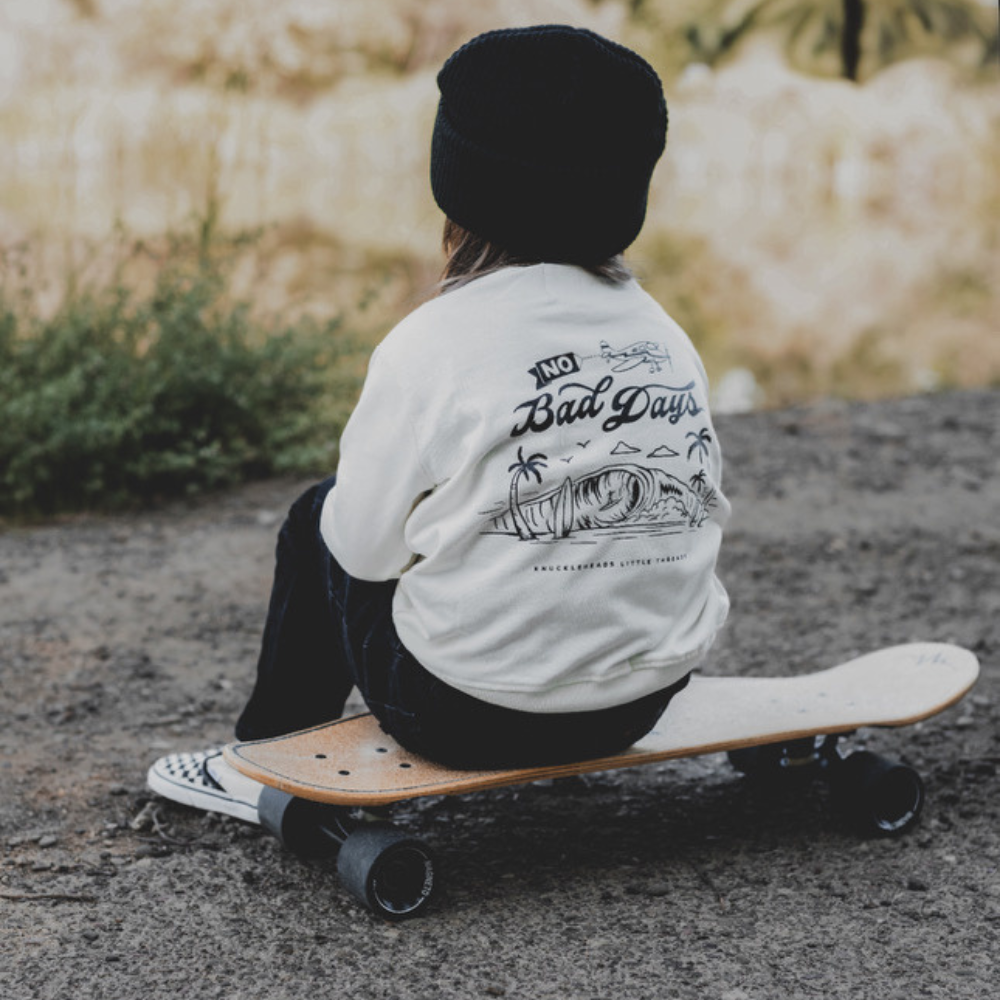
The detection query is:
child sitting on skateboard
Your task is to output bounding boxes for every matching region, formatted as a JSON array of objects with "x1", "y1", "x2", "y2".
[{"x1": 149, "y1": 24, "x2": 730, "y2": 823}]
